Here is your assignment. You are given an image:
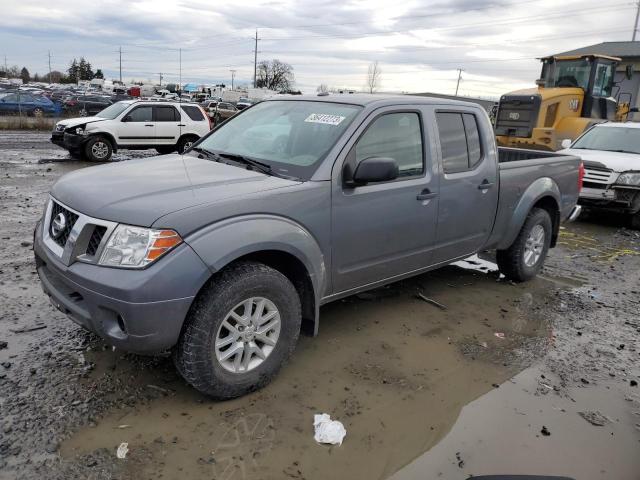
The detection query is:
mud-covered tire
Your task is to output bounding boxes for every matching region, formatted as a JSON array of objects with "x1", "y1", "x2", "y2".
[
  {"x1": 174, "y1": 261, "x2": 301, "y2": 399},
  {"x1": 176, "y1": 135, "x2": 198, "y2": 154},
  {"x1": 497, "y1": 207, "x2": 552, "y2": 282},
  {"x1": 84, "y1": 136, "x2": 113, "y2": 162}
]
